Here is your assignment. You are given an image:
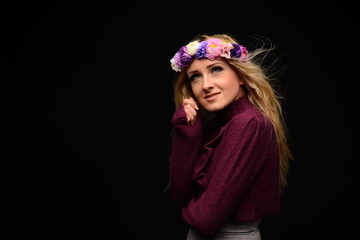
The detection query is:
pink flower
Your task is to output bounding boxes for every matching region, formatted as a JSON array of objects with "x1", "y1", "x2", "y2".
[
  {"x1": 220, "y1": 42, "x2": 232, "y2": 58},
  {"x1": 239, "y1": 45, "x2": 249, "y2": 62},
  {"x1": 206, "y1": 38, "x2": 223, "y2": 60}
]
